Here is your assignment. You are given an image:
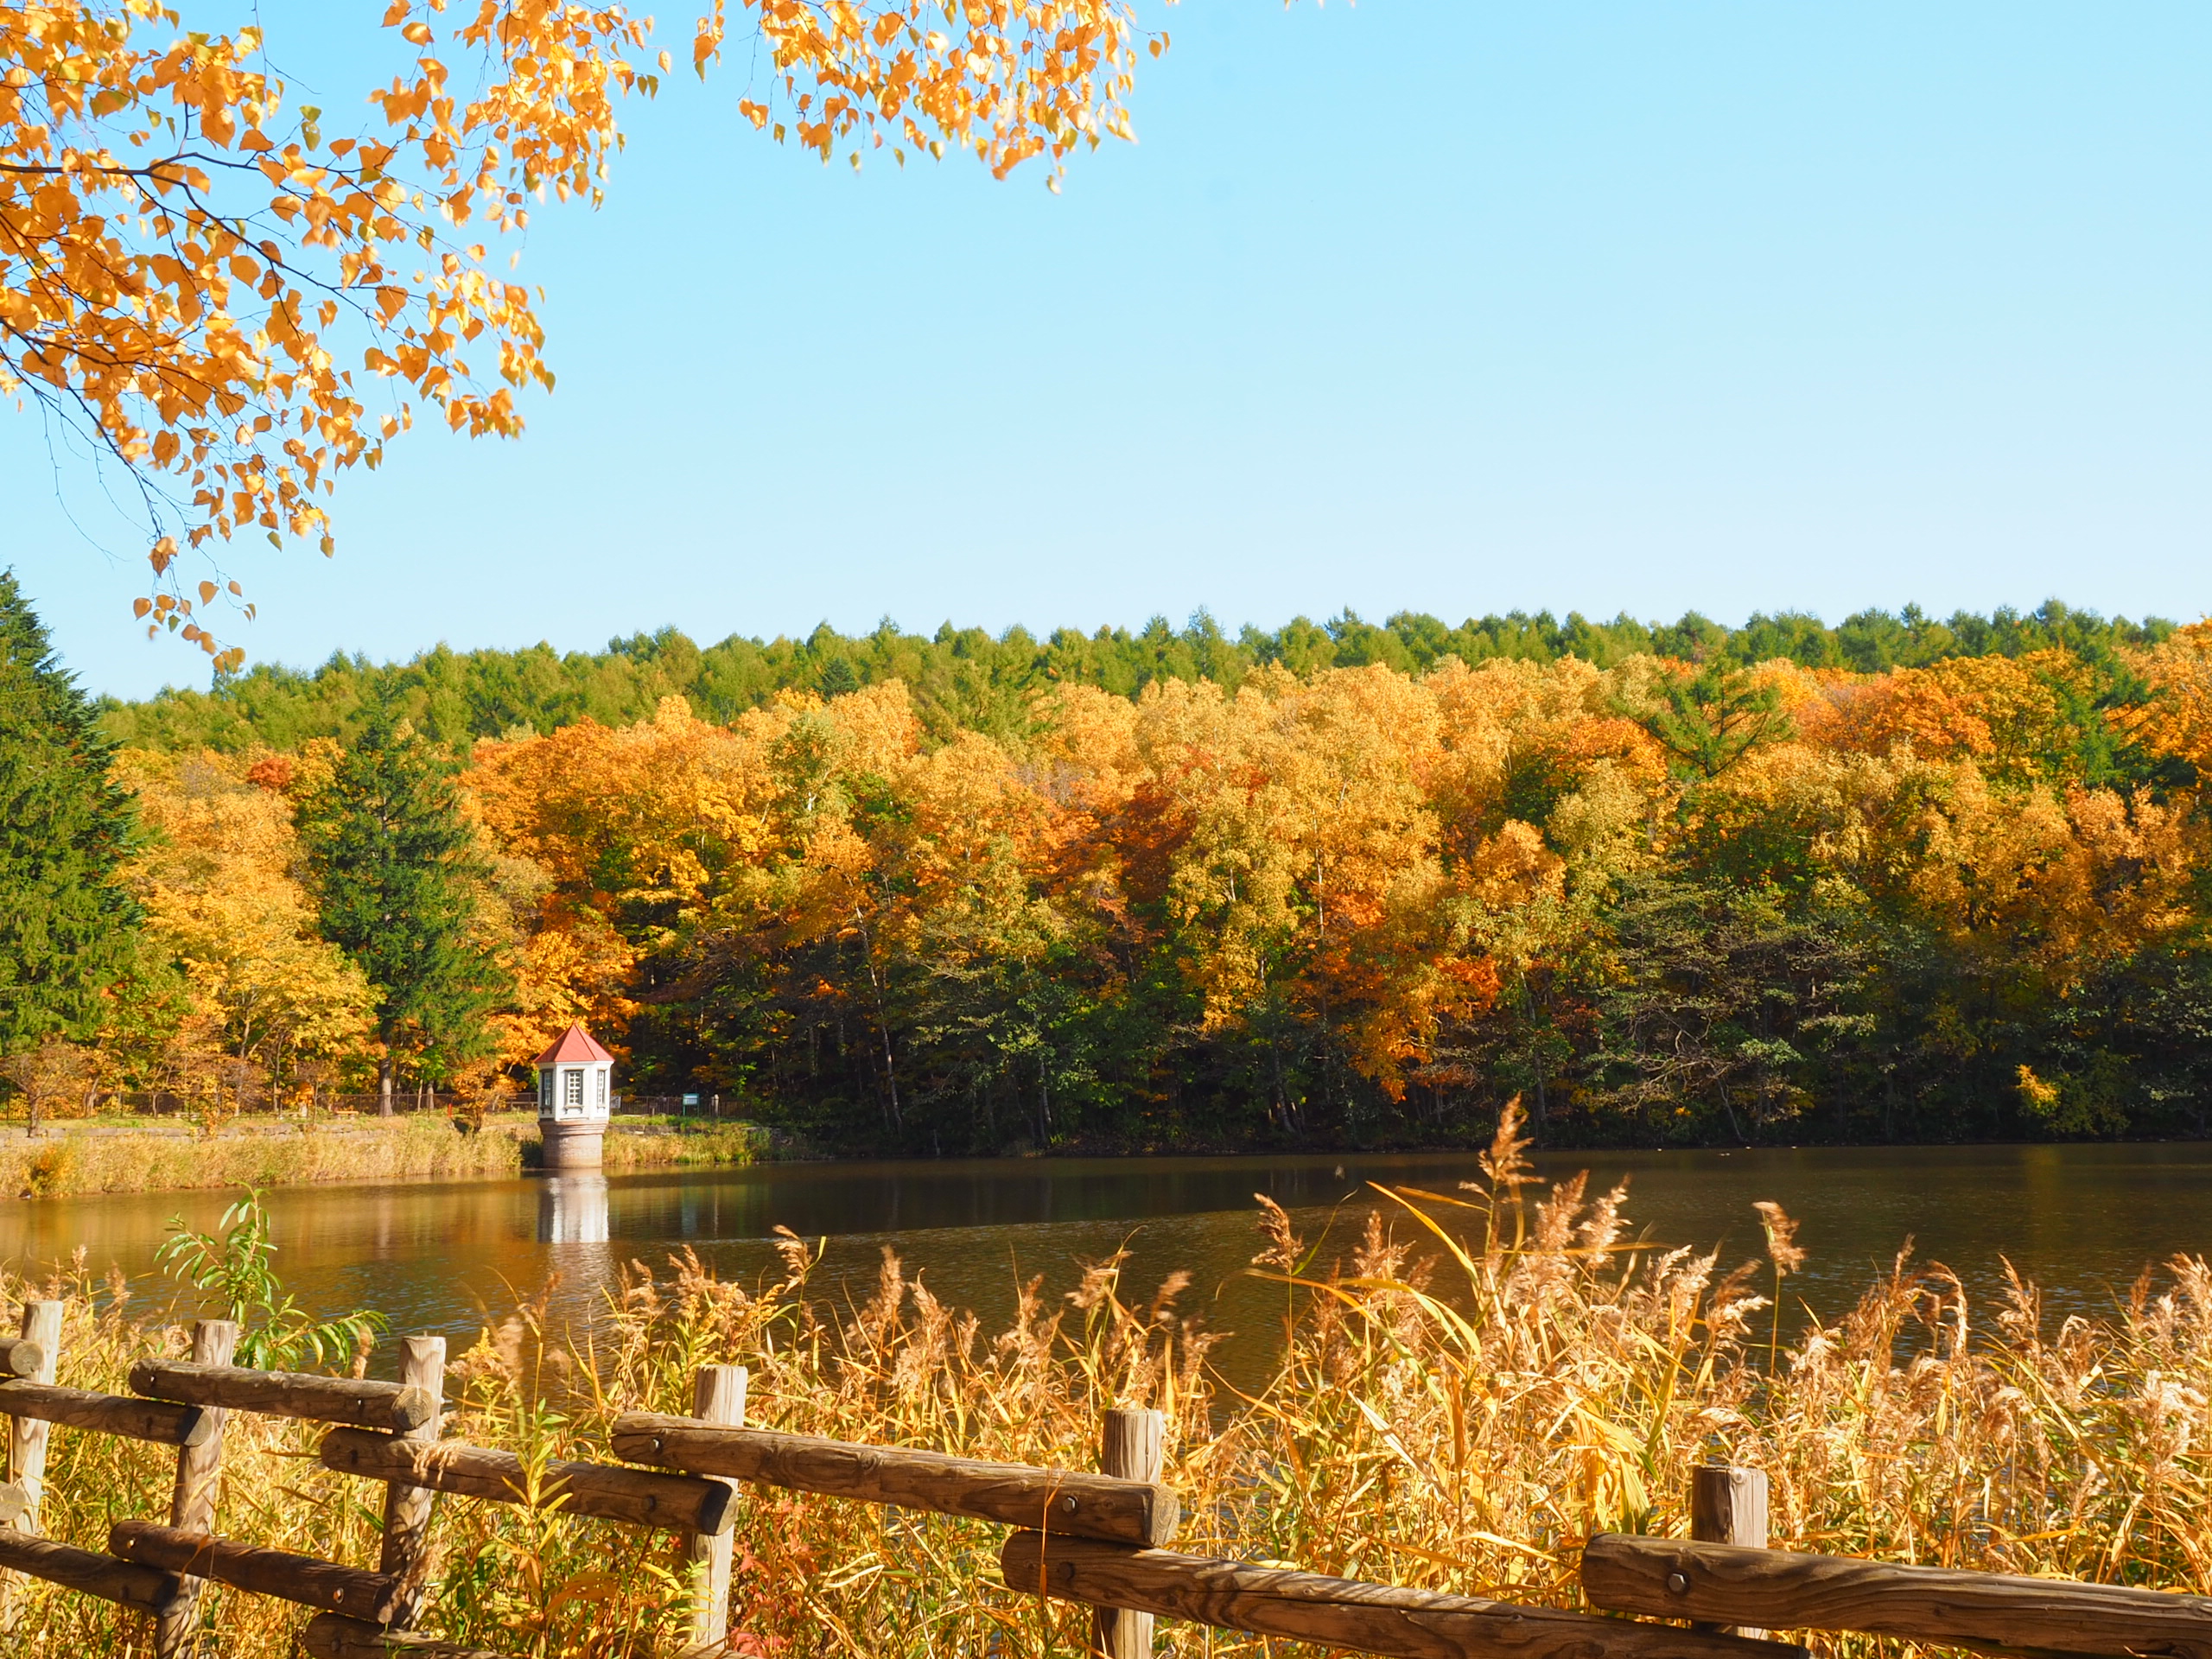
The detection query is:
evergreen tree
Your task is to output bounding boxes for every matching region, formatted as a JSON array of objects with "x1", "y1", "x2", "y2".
[
  {"x1": 1627, "y1": 664, "x2": 1796, "y2": 779},
  {"x1": 296, "y1": 714, "x2": 505, "y2": 1110},
  {"x1": 0, "y1": 570, "x2": 143, "y2": 1055}
]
